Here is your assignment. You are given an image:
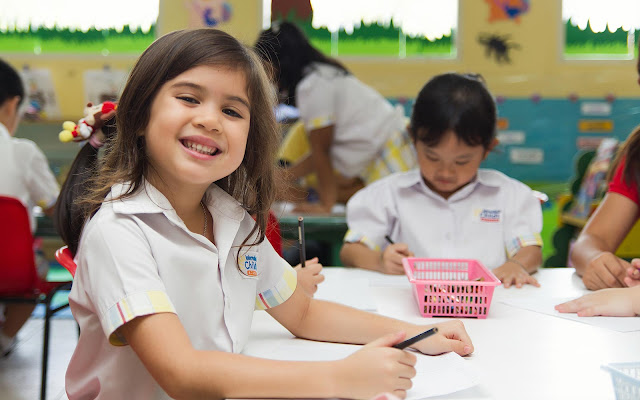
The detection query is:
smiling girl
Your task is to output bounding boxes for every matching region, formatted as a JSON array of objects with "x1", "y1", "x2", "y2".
[{"x1": 57, "y1": 29, "x2": 473, "y2": 399}]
